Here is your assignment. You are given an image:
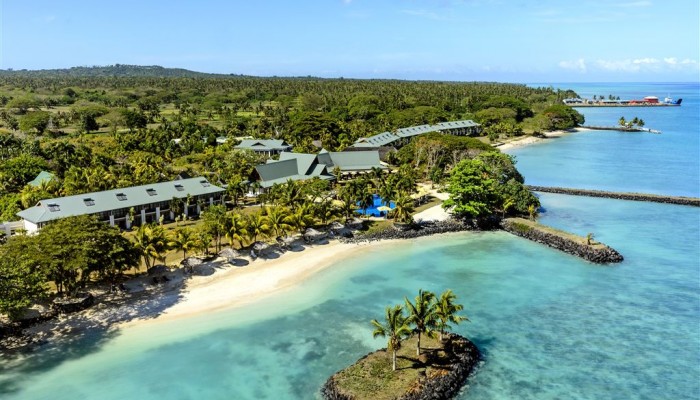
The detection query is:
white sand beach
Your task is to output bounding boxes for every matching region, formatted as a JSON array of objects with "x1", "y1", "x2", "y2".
[{"x1": 496, "y1": 127, "x2": 591, "y2": 152}]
